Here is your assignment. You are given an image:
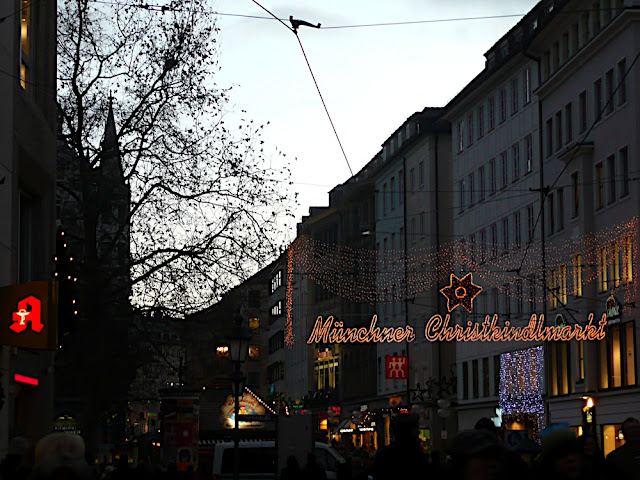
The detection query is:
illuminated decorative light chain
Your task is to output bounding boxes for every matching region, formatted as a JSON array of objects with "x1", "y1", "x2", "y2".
[
  {"x1": 285, "y1": 243, "x2": 294, "y2": 347},
  {"x1": 244, "y1": 387, "x2": 277, "y2": 415},
  {"x1": 499, "y1": 345, "x2": 544, "y2": 438}
]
